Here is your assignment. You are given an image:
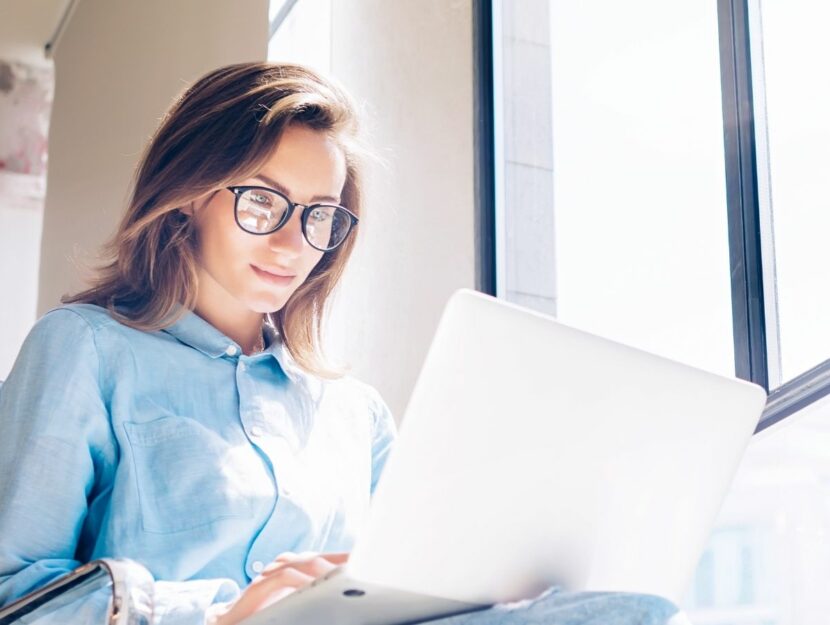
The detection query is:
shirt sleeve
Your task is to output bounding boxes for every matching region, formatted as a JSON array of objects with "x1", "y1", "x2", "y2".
[
  {"x1": 366, "y1": 386, "x2": 398, "y2": 498},
  {"x1": 0, "y1": 308, "x2": 240, "y2": 625}
]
